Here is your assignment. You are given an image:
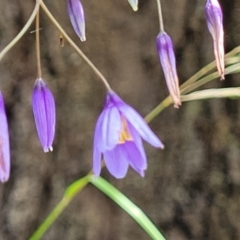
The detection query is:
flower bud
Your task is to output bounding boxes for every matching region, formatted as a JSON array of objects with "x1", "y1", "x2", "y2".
[
  {"x1": 205, "y1": 0, "x2": 225, "y2": 80},
  {"x1": 0, "y1": 92, "x2": 10, "y2": 182},
  {"x1": 32, "y1": 78, "x2": 56, "y2": 152},
  {"x1": 156, "y1": 31, "x2": 181, "y2": 108},
  {"x1": 68, "y1": 0, "x2": 86, "y2": 42},
  {"x1": 128, "y1": 0, "x2": 138, "y2": 11}
]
